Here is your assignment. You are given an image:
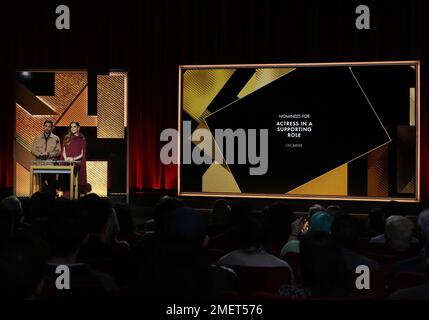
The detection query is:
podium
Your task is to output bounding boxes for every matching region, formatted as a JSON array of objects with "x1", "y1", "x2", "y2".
[{"x1": 29, "y1": 160, "x2": 80, "y2": 199}]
